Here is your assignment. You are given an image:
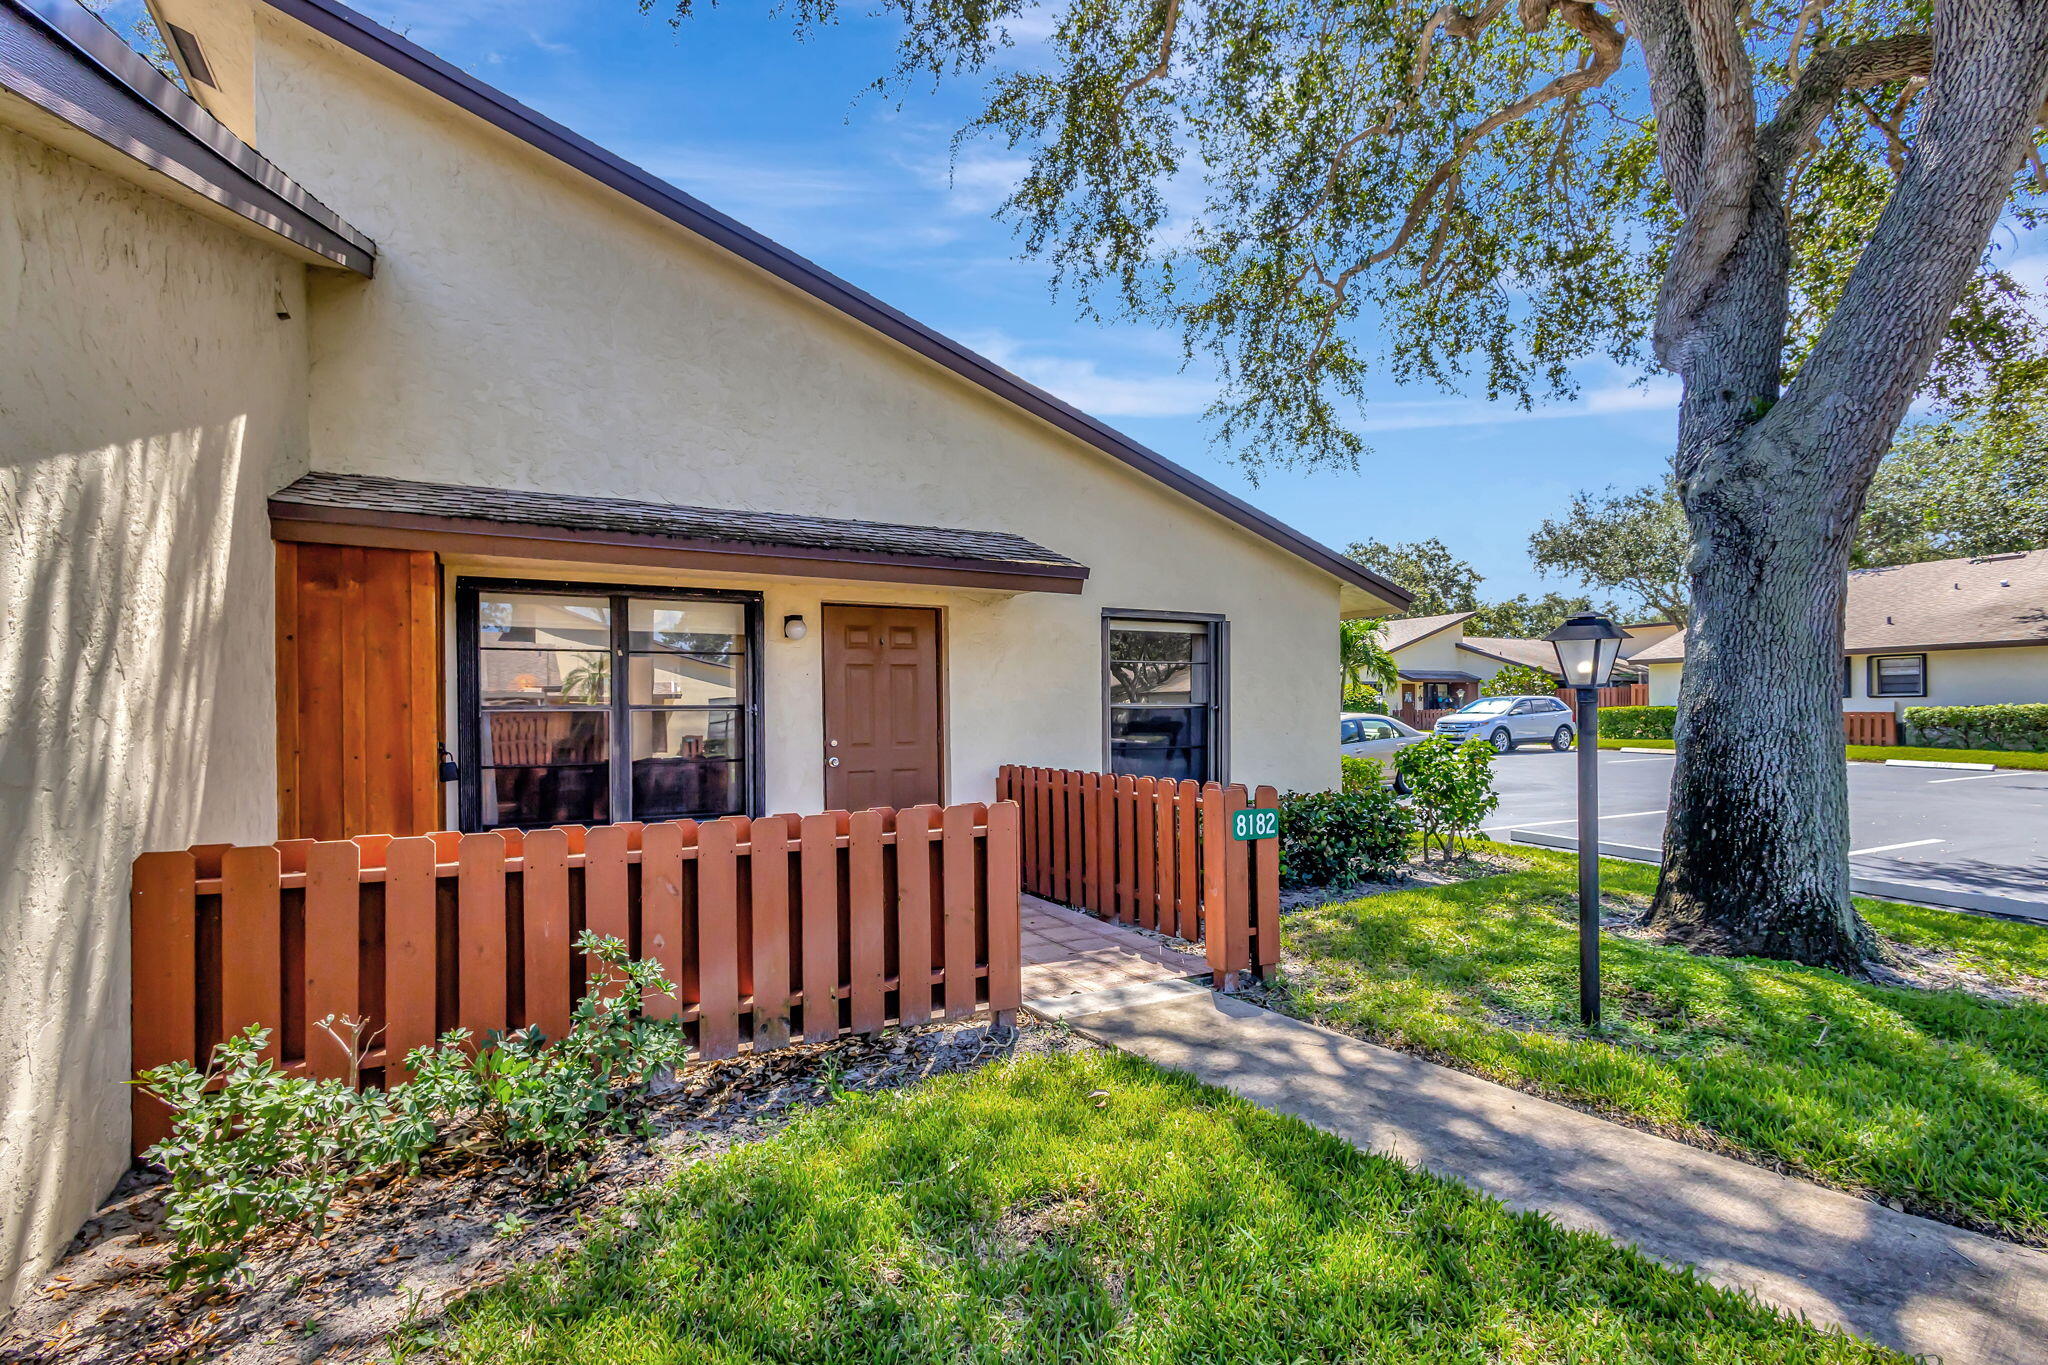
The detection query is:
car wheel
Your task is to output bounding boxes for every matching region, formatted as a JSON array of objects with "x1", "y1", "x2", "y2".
[
  {"x1": 1551, "y1": 726, "x2": 1574, "y2": 751},
  {"x1": 1391, "y1": 772, "x2": 1410, "y2": 796},
  {"x1": 1490, "y1": 727, "x2": 1514, "y2": 754}
]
